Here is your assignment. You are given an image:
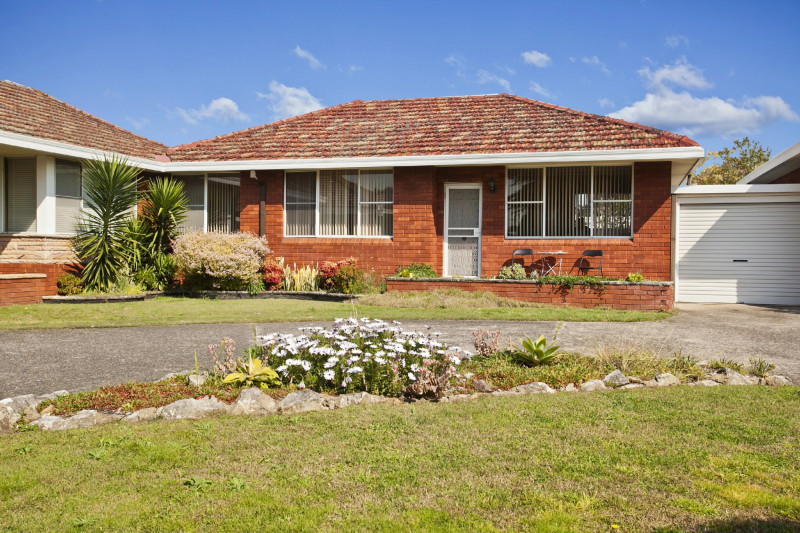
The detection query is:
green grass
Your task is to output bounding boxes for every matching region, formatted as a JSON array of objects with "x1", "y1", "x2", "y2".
[
  {"x1": 2, "y1": 387, "x2": 799, "y2": 531},
  {"x1": 0, "y1": 293, "x2": 673, "y2": 330}
]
